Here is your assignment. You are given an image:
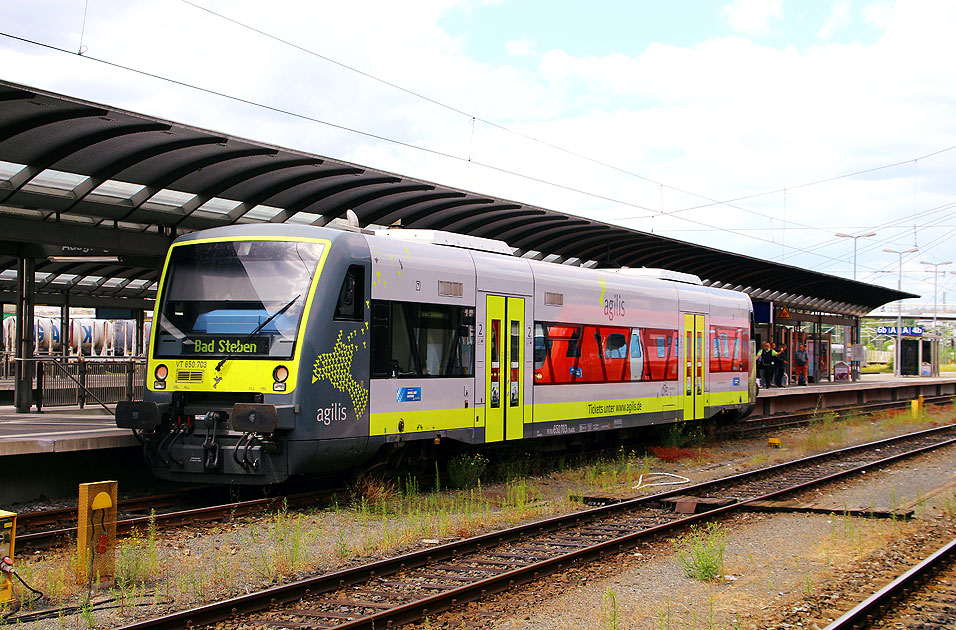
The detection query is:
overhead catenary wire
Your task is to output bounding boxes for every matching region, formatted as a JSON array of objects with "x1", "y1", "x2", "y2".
[
  {"x1": 0, "y1": 30, "x2": 879, "y2": 270},
  {"x1": 177, "y1": 0, "x2": 956, "y2": 239},
  {"x1": 3, "y1": 12, "x2": 954, "y2": 282},
  {"x1": 0, "y1": 31, "x2": 653, "y2": 216}
]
